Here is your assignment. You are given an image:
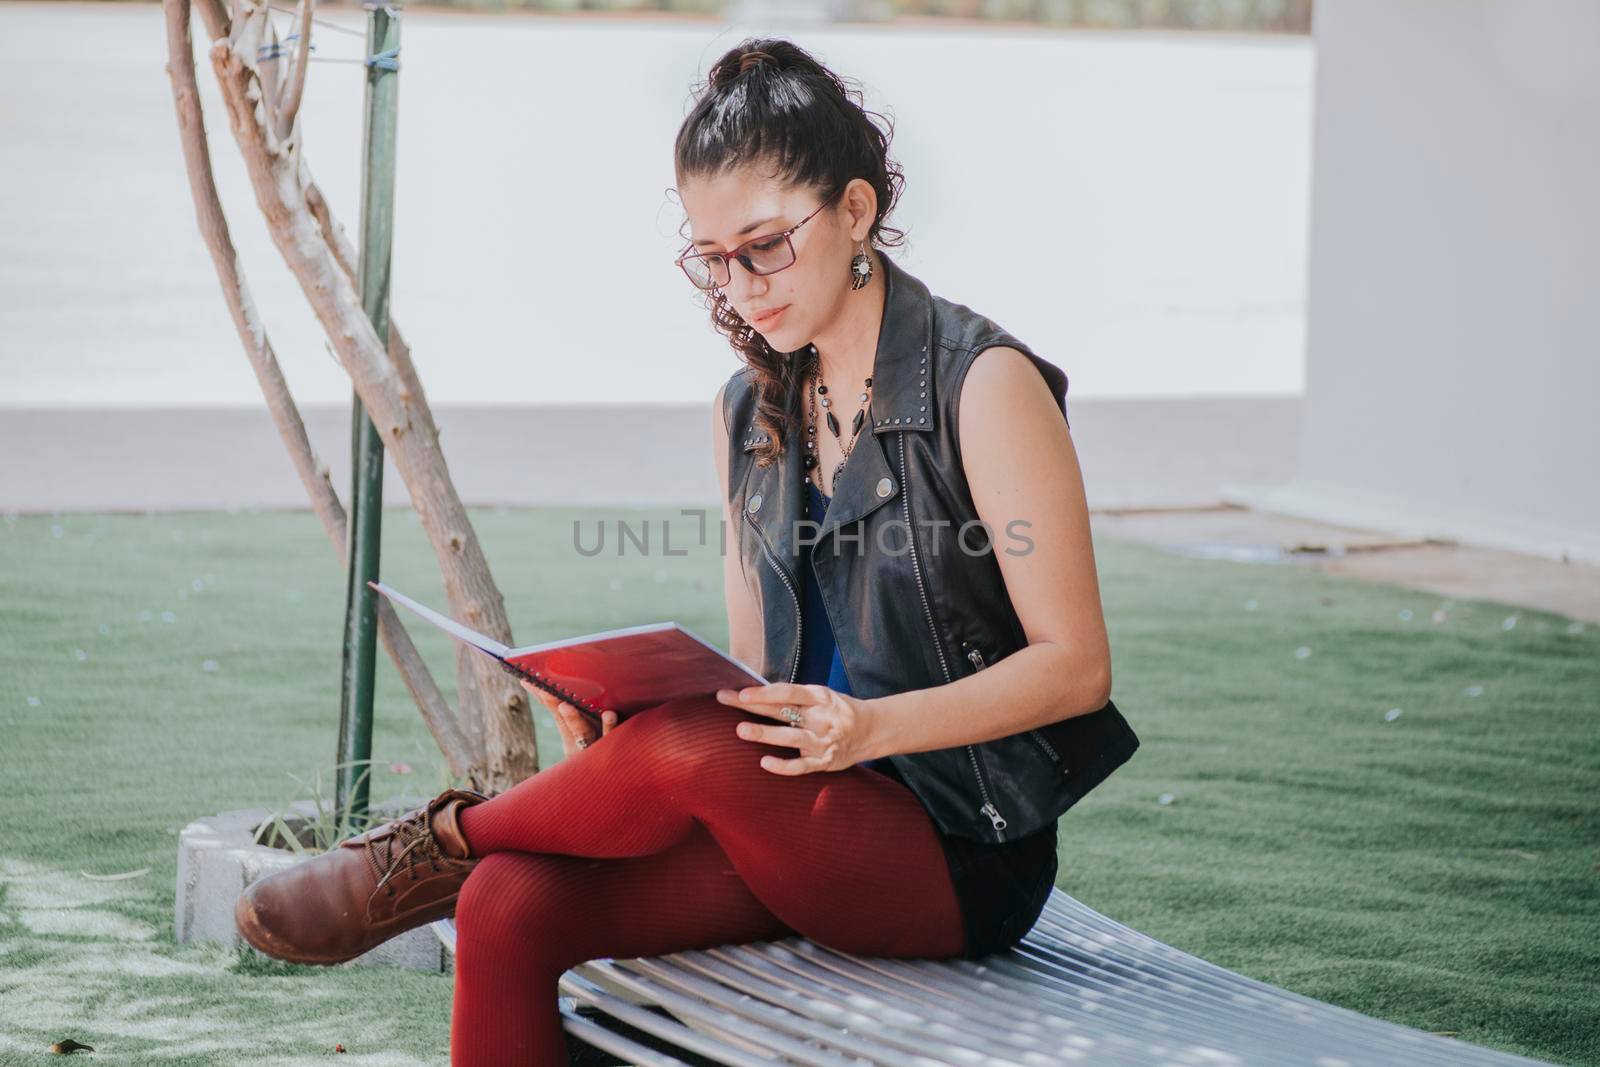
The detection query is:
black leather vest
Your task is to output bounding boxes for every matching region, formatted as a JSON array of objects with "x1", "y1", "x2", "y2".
[{"x1": 721, "y1": 253, "x2": 1140, "y2": 844}]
